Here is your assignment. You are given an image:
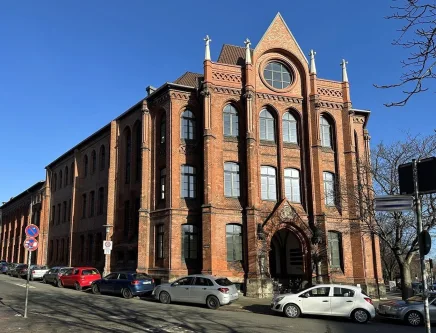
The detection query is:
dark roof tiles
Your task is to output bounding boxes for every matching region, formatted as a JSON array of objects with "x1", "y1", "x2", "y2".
[
  {"x1": 173, "y1": 72, "x2": 203, "y2": 88},
  {"x1": 217, "y1": 44, "x2": 254, "y2": 66}
]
